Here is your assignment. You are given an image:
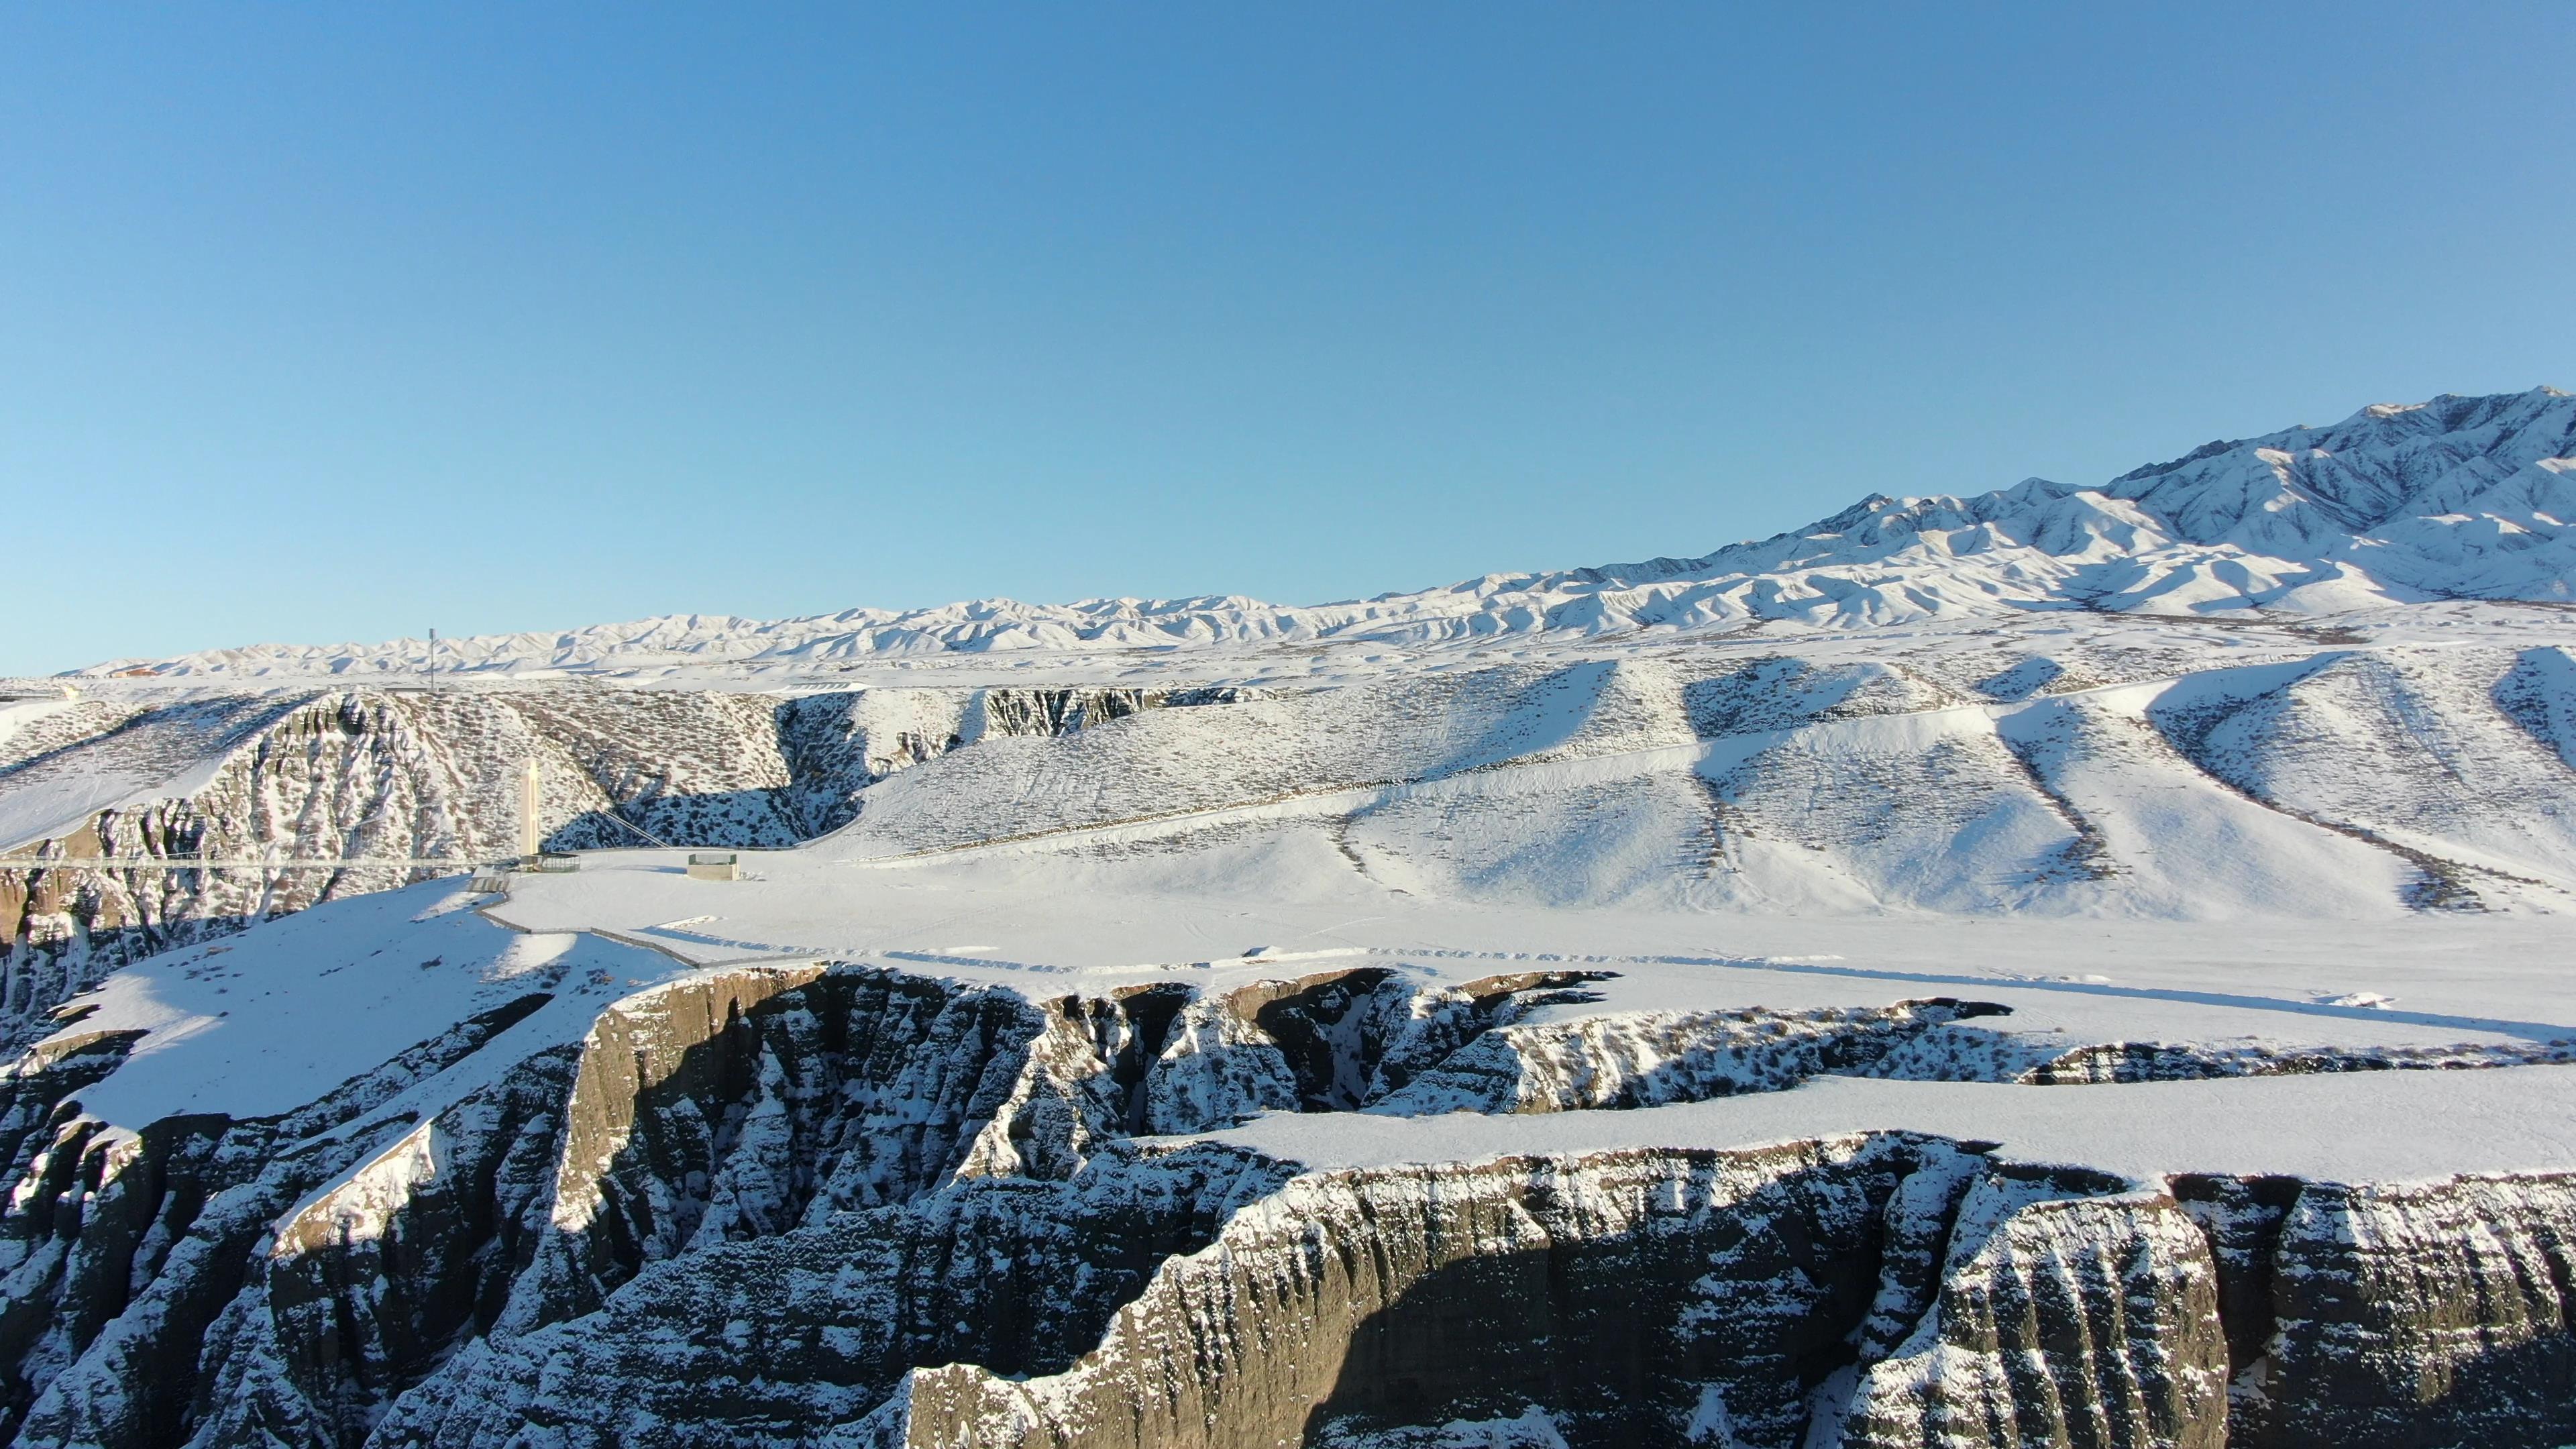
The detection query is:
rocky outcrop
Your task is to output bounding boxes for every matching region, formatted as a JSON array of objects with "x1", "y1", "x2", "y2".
[
  {"x1": 1139, "y1": 967, "x2": 1616, "y2": 1131},
  {"x1": 376, "y1": 1143, "x2": 1295, "y2": 1449},
  {"x1": 0, "y1": 992, "x2": 555, "y2": 1446},
  {"x1": 2234, "y1": 1173, "x2": 2576, "y2": 1447},
  {"x1": 2022, "y1": 1036, "x2": 2576, "y2": 1084},
  {"x1": 900, "y1": 1136, "x2": 1959, "y2": 1449},
  {"x1": 1836, "y1": 1166, "x2": 2229, "y2": 1449},
  {"x1": 506, "y1": 964, "x2": 1094, "y2": 1327},
  {"x1": 1136, "y1": 967, "x2": 2031, "y2": 1127},
  {"x1": 9, "y1": 962, "x2": 1205, "y2": 1445},
  {"x1": 1377, "y1": 998, "x2": 2012, "y2": 1114},
  {"x1": 889, "y1": 1152, "x2": 2576, "y2": 1449},
  {"x1": 209, "y1": 1046, "x2": 583, "y2": 1448}
]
